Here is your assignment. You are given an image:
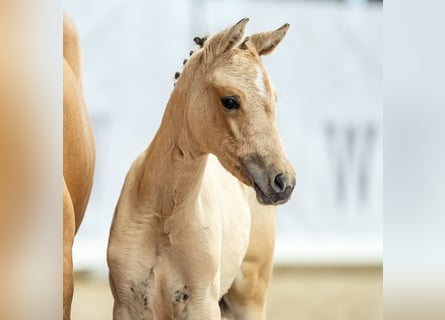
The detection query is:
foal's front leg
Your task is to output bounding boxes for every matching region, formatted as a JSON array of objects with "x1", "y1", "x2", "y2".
[
  {"x1": 222, "y1": 204, "x2": 276, "y2": 320},
  {"x1": 167, "y1": 258, "x2": 223, "y2": 320},
  {"x1": 183, "y1": 297, "x2": 221, "y2": 320}
]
